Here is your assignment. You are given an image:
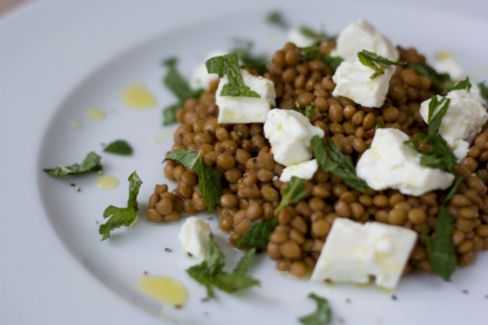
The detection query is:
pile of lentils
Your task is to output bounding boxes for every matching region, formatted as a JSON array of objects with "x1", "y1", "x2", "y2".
[{"x1": 146, "y1": 40, "x2": 488, "y2": 278}]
